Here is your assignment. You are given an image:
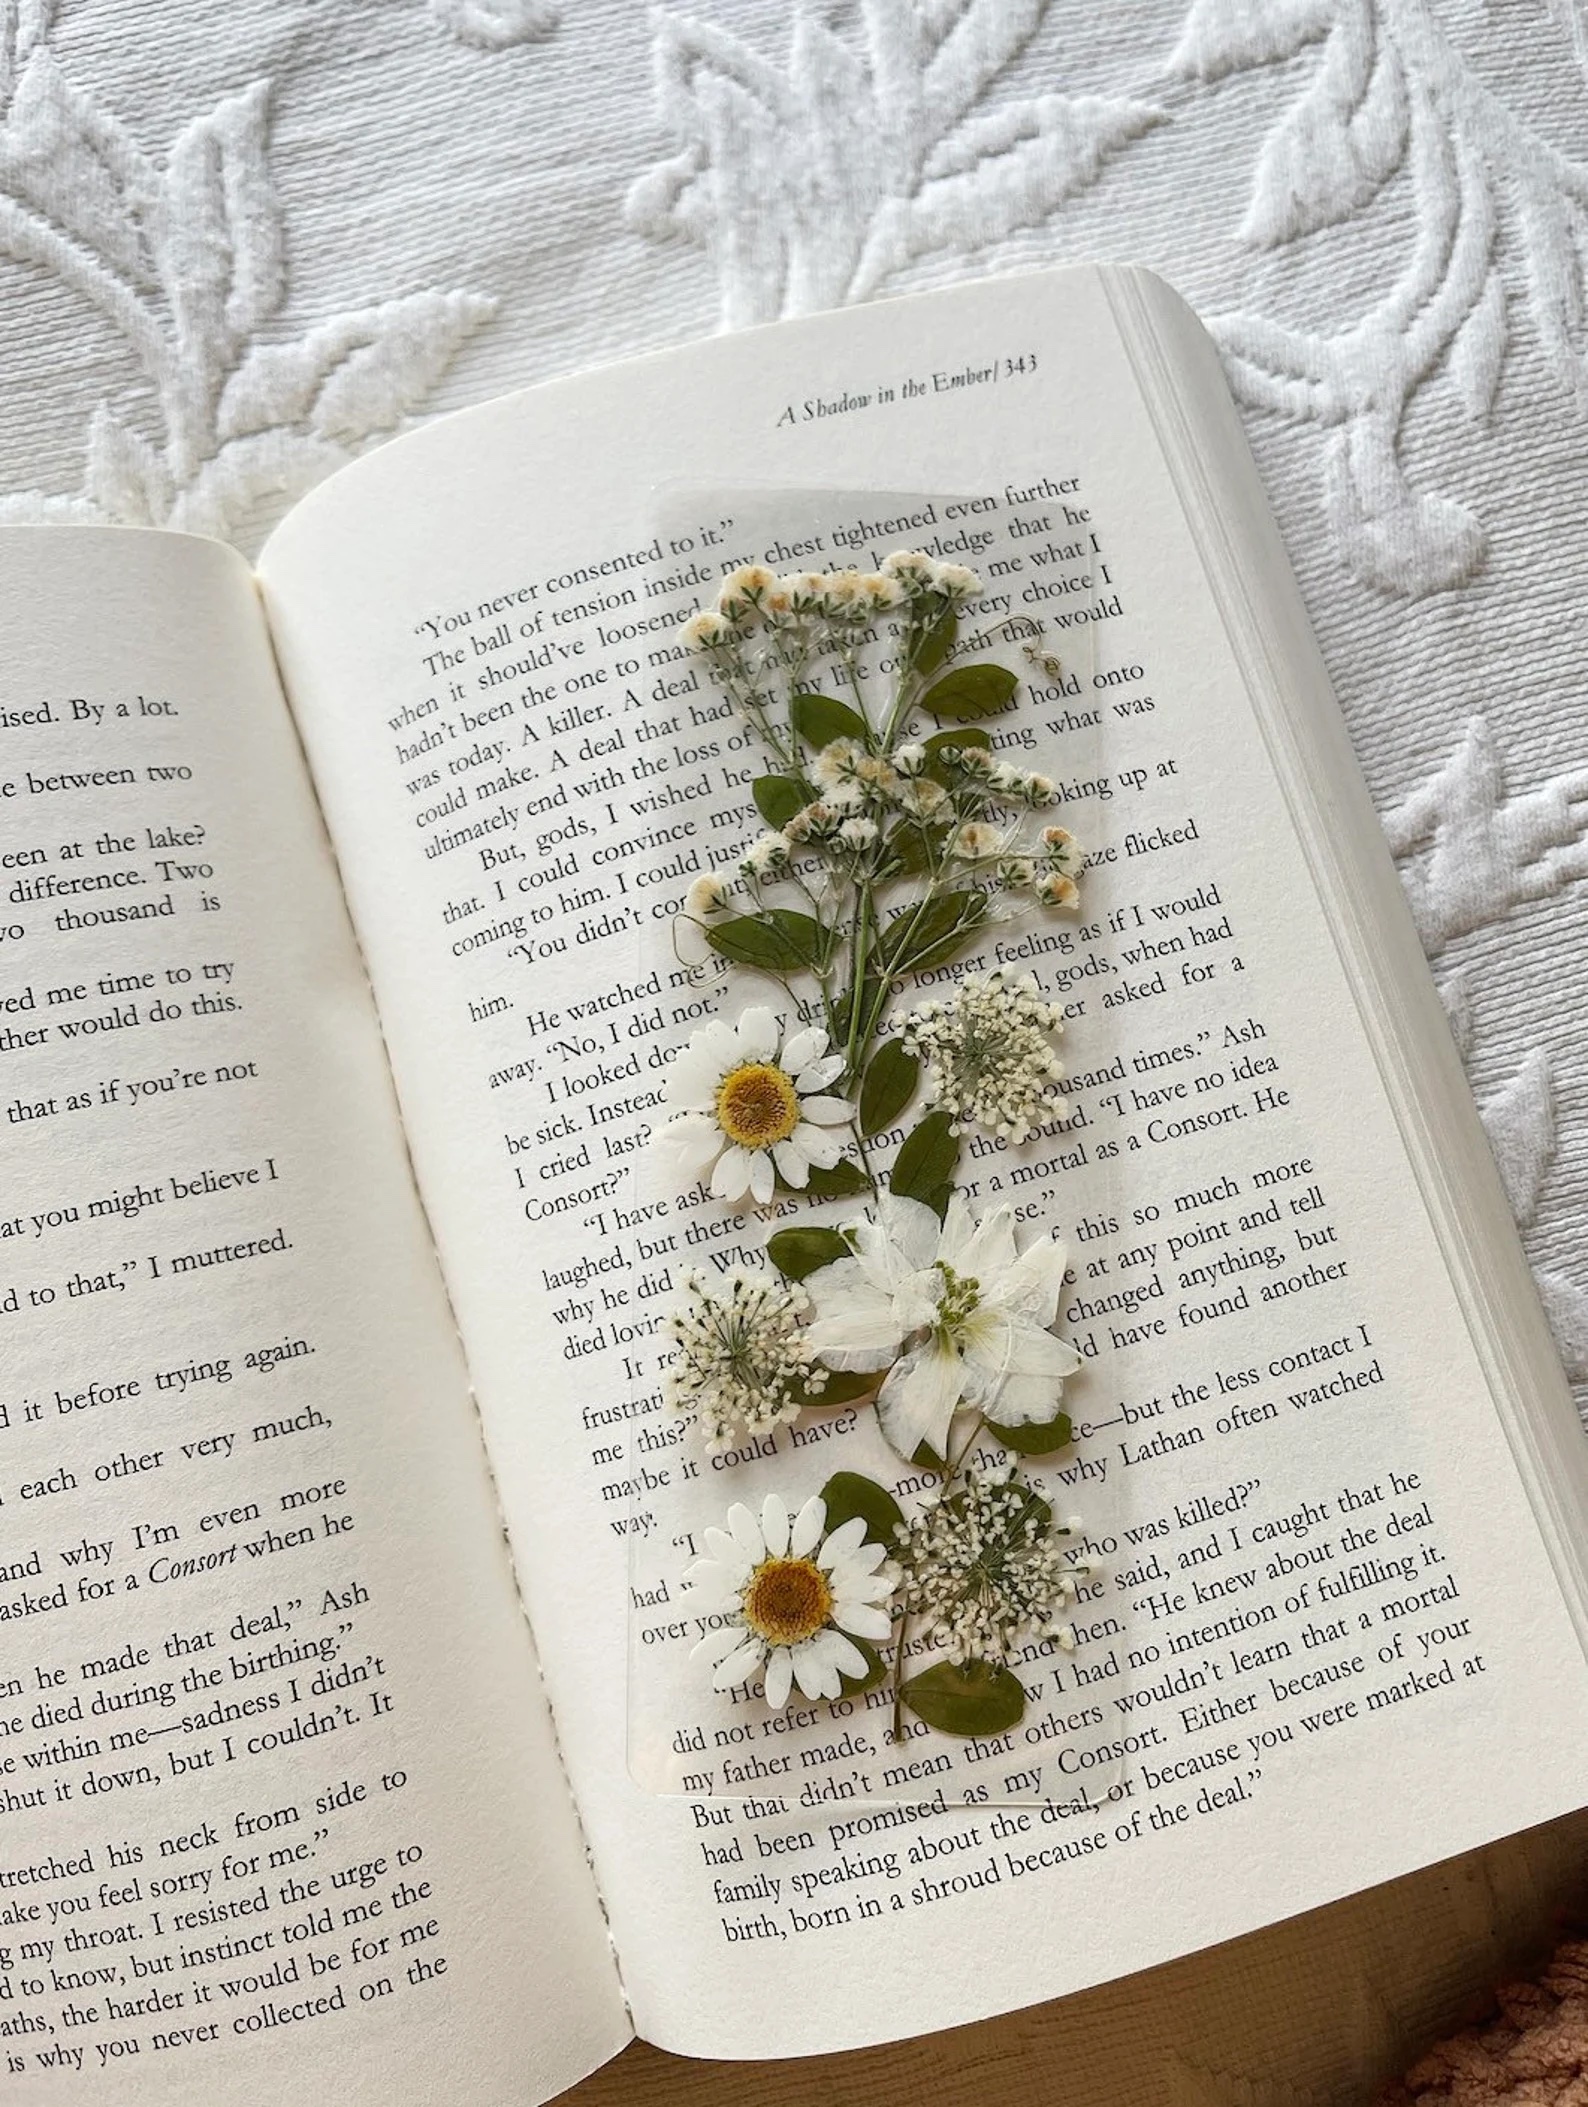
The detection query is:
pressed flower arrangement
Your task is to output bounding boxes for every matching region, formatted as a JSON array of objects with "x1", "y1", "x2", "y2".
[{"x1": 648, "y1": 554, "x2": 1096, "y2": 1746}]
